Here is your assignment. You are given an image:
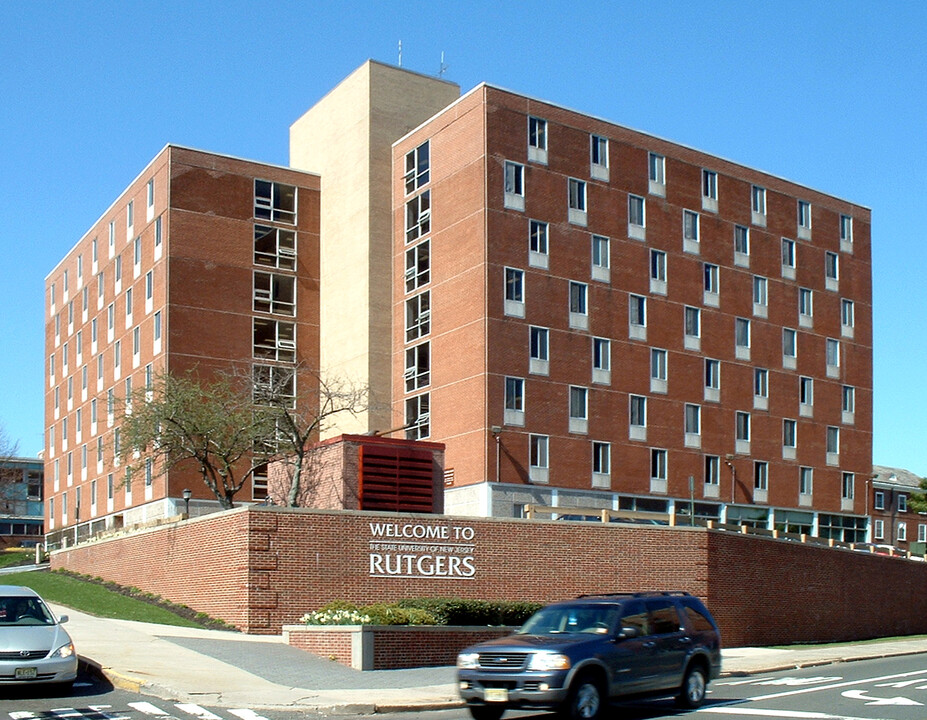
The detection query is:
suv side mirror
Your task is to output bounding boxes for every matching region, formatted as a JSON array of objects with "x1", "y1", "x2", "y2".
[
  {"x1": 57, "y1": 615, "x2": 69, "y2": 624},
  {"x1": 618, "y1": 626, "x2": 640, "y2": 639}
]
